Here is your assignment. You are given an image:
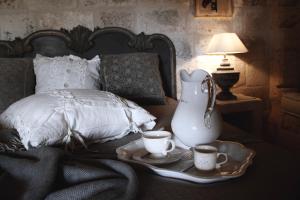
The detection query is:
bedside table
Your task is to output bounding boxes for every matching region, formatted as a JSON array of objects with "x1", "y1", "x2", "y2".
[{"x1": 216, "y1": 94, "x2": 263, "y2": 137}]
